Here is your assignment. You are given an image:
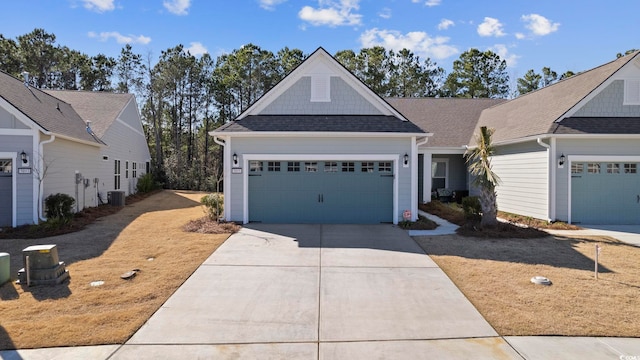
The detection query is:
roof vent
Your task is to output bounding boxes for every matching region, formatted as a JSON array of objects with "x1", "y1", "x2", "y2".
[
  {"x1": 86, "y1": 121, "x2": 93, "y2": 134},
  {"x1": 21, "y1": 71, "x2": 30, "y2": 87}
]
